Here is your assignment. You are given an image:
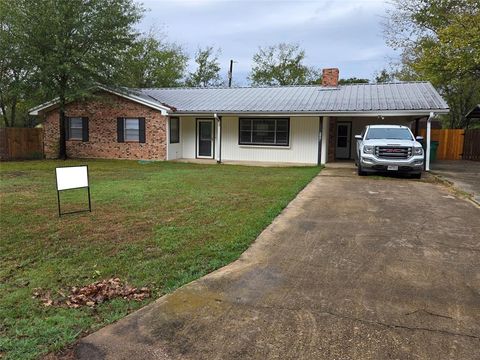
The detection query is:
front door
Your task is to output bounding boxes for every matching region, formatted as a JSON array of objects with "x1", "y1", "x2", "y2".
[
  {"x1": 336, "y1": 122, "x2": 351, "y2": 159},
  {"x1": 197, "y1": 119, "x2": 214, "y2": 158}
]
